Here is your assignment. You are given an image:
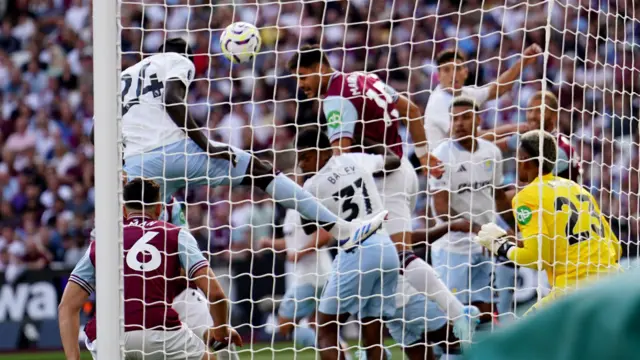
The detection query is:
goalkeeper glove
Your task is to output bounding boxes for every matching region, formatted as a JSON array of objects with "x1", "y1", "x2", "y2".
[{"x1": 473, "y1": 223, "x2": 515, "y2": 258}]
